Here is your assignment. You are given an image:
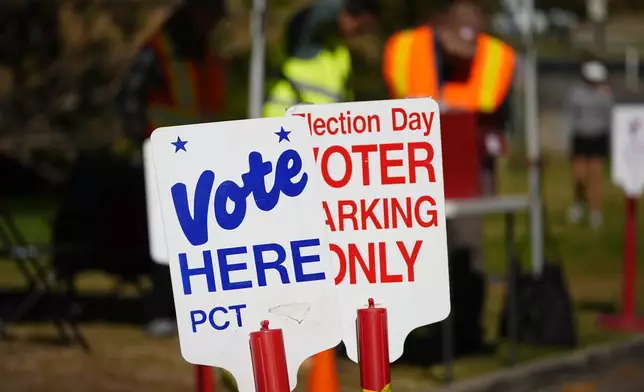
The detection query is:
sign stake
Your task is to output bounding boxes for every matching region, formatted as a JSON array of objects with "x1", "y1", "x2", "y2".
[
  {"x1": 599, "y1": 197, "x2": 644, "y2": 331},
  {"x1": 357, "y1": 298, "x2": 391, "y2": 392},
  {"x1": 249, "y1": 320, "x2": 290, "y2": 392},
  {"x1": 195, "y1": 365, "x2": 214, "y2": 392}
]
